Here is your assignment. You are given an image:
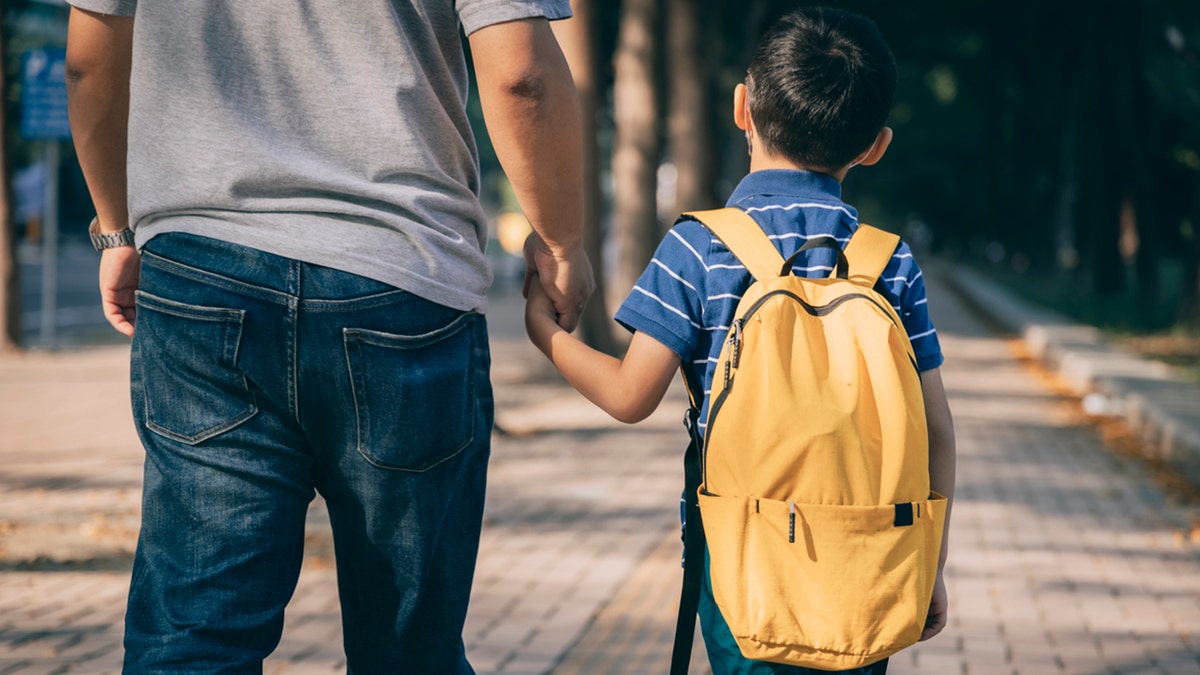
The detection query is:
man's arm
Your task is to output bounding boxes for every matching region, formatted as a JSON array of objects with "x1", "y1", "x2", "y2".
[
  {"x1": 66, "y1": 8, "x2": 138, "y2": 336},
  {"x1": 469, "y1": 18, "x2": 593, "y2": 332},
  {"x1": 526, "y1": 279, "x2": 679, "y2": 423},
  {"x1": 918, "y1": 366, "x2": 956, "y2": 641}
]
